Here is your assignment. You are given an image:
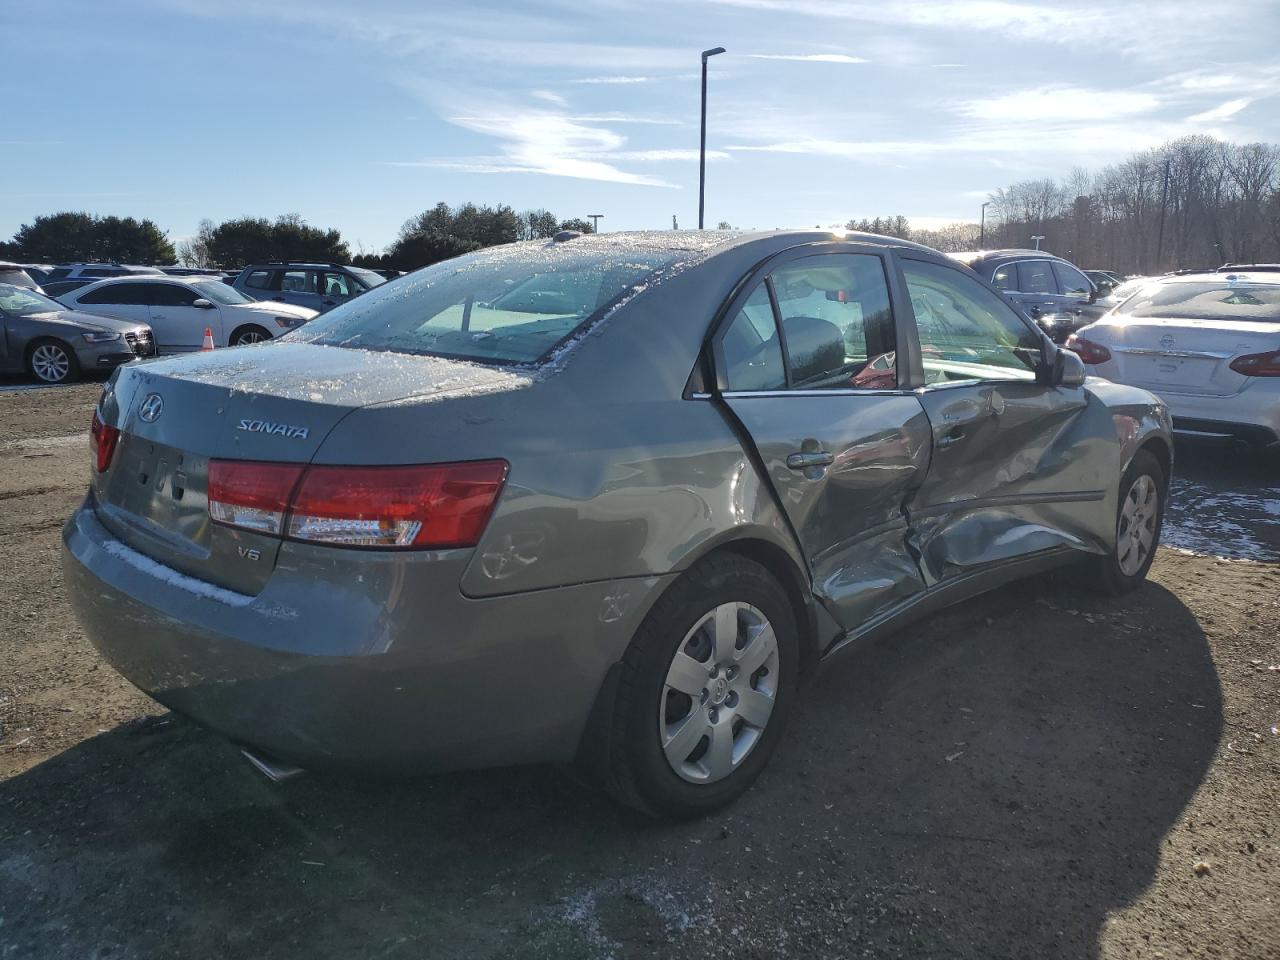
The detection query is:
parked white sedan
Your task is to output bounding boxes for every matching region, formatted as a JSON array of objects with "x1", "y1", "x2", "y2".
[
  {"x1": 1068, "y1": 271, "x2": 1280, "y2": 446},
  {"x1": 61, "y1": 276, "x2": 316, "y2": 353}
]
